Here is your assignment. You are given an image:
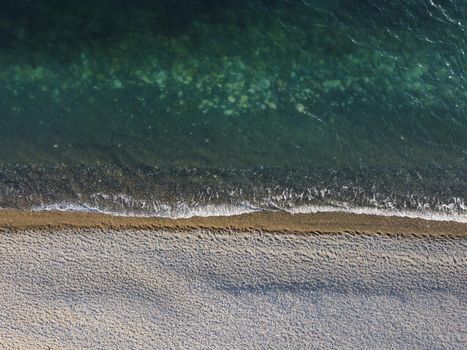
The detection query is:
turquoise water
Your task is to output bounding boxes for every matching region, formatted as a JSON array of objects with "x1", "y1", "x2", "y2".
[{"x1": 0, "y1": 0, "x2": 466, "y2": 217}]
